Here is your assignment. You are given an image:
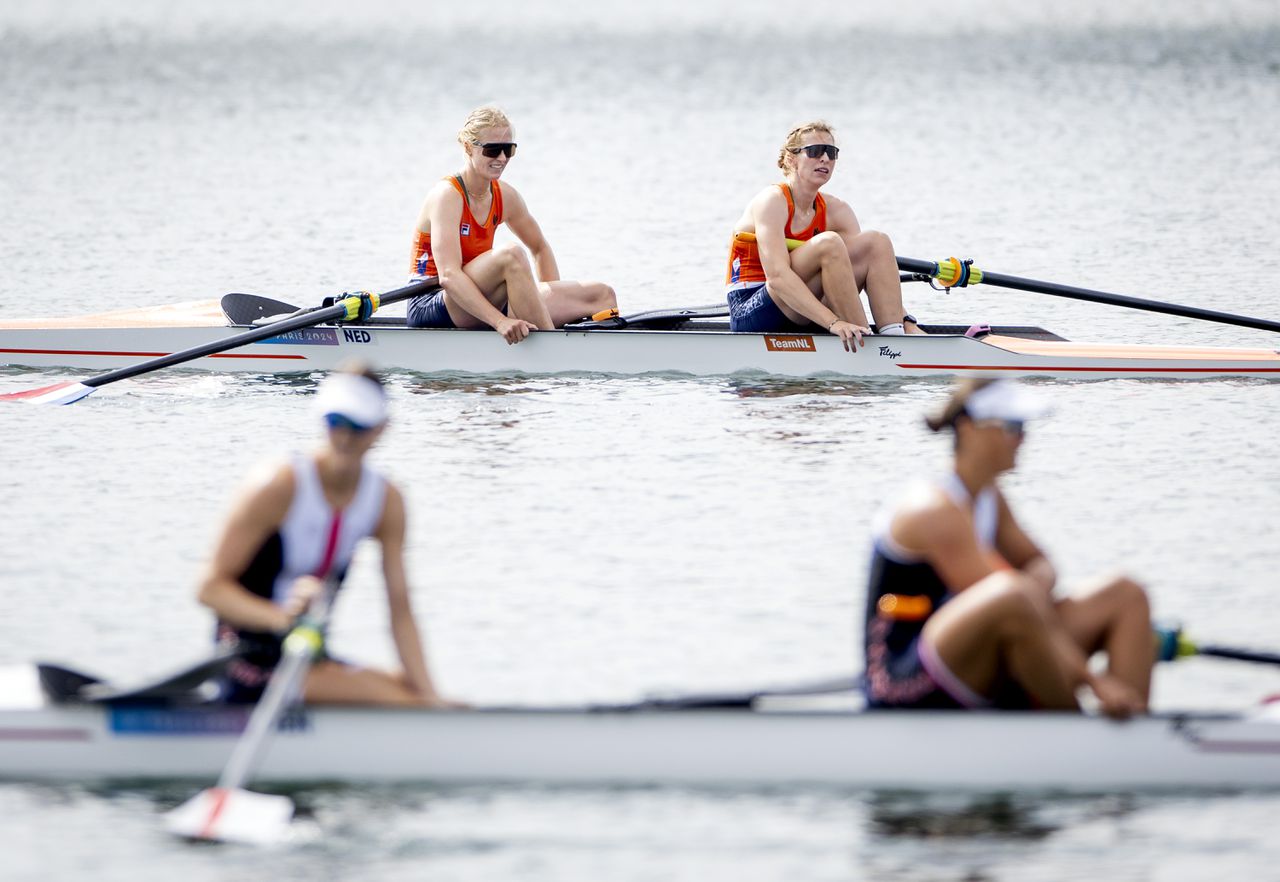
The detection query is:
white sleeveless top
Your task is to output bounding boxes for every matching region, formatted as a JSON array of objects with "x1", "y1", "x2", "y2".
[
  {"x1": 268, "y1": 455, "x2": 387, "y2": 603},
  {"x1": 873, "y1": 473, "x2": 999, "y2": 564}
]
